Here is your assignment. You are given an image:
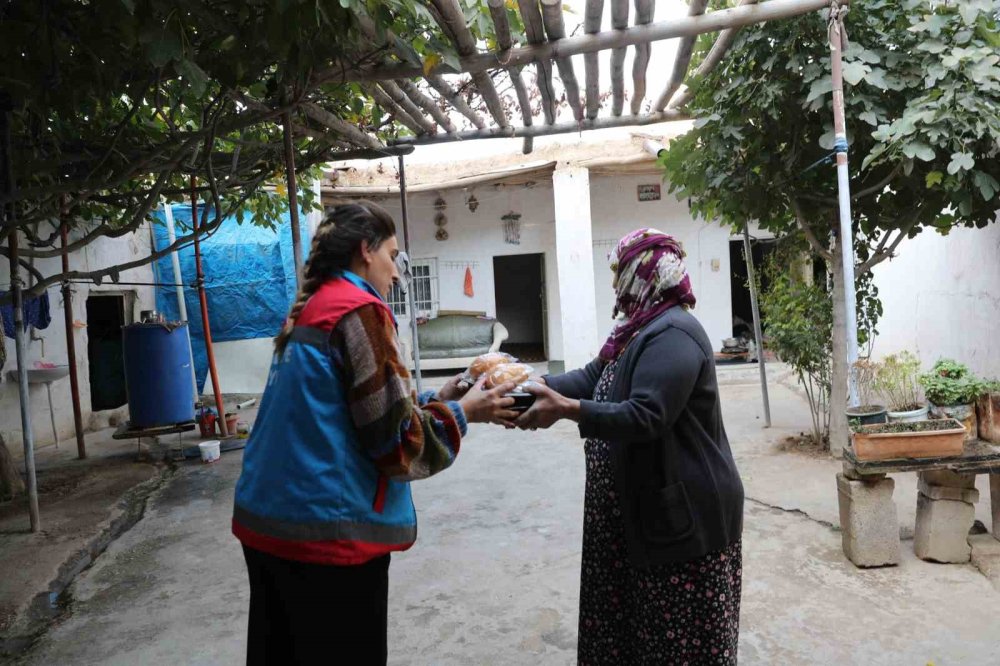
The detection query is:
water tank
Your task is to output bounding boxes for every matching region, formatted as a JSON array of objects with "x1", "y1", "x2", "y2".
[{"x1": 122, "y1": 322, "x2": 195, "y2": 428}]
